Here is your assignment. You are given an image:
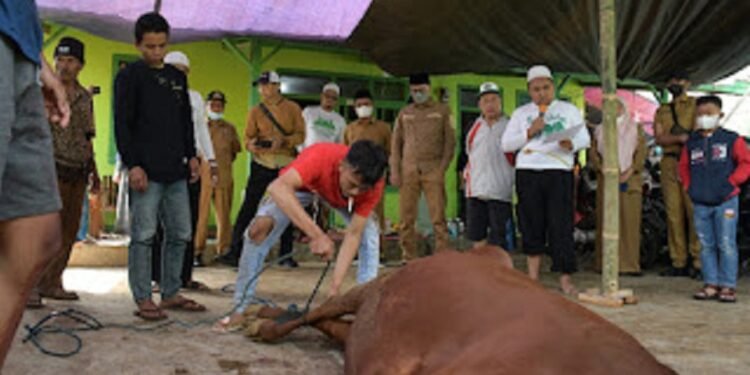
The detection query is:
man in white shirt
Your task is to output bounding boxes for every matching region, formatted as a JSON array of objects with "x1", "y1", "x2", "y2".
[
  {"x1": 159, "y1": 51, "x2": 216, "y2": 288},
  {"x1": 464, "y1": 82, "x2": 514, "y2": 268},
  {"x1": 300, "y1": 82, "x2": 346, "y2": 151},
  {"x1": 501, "y1": 65, "x2": 590, "y2": 294}
]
